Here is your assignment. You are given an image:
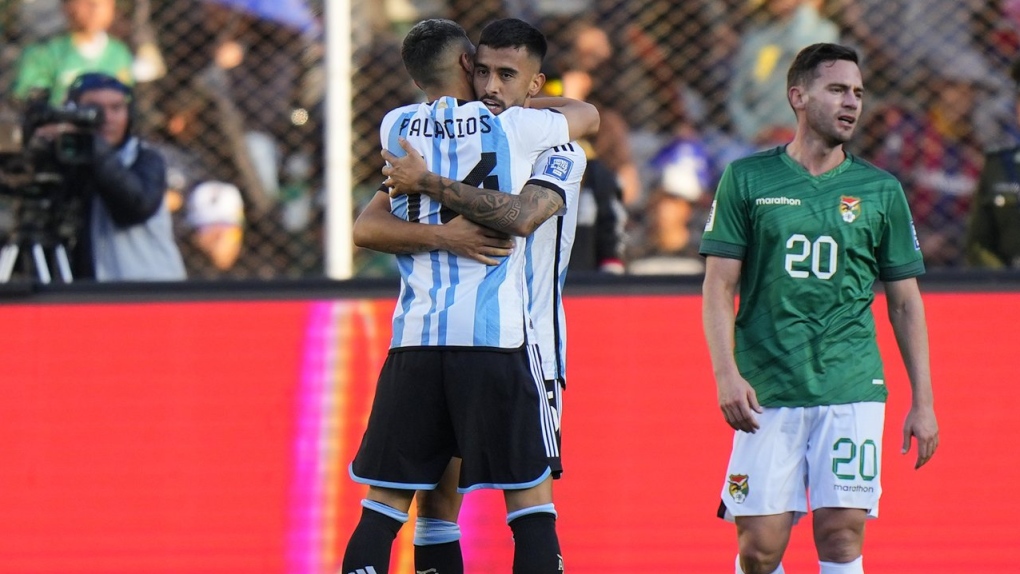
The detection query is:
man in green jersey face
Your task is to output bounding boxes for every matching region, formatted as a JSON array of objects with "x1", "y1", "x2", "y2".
[{"x1": 701, "y1": 43, "x2": 939, "y2": 574}]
